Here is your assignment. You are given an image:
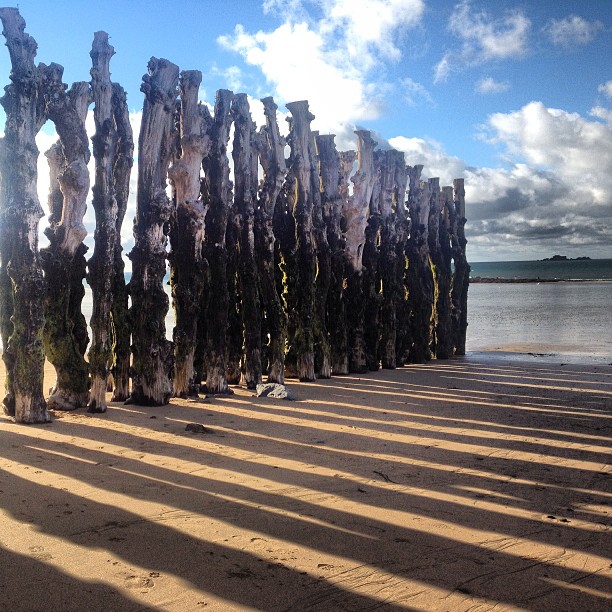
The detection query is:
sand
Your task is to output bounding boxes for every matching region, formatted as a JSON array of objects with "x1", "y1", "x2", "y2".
[{"x1": 0, "y1": 353, "x2": 611, "y2": 611}]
